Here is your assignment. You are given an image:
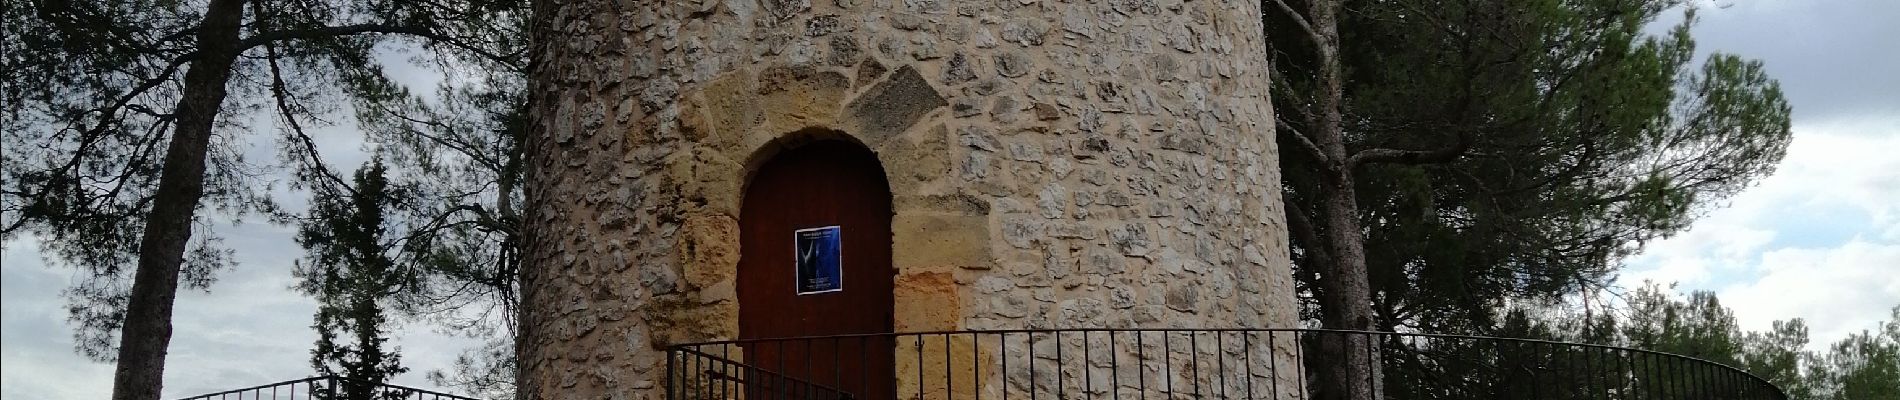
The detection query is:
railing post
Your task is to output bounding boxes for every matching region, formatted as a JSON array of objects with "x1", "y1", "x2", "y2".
[{"x1": 666, "y1": 348, "x2": 677, "y2": 400}]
